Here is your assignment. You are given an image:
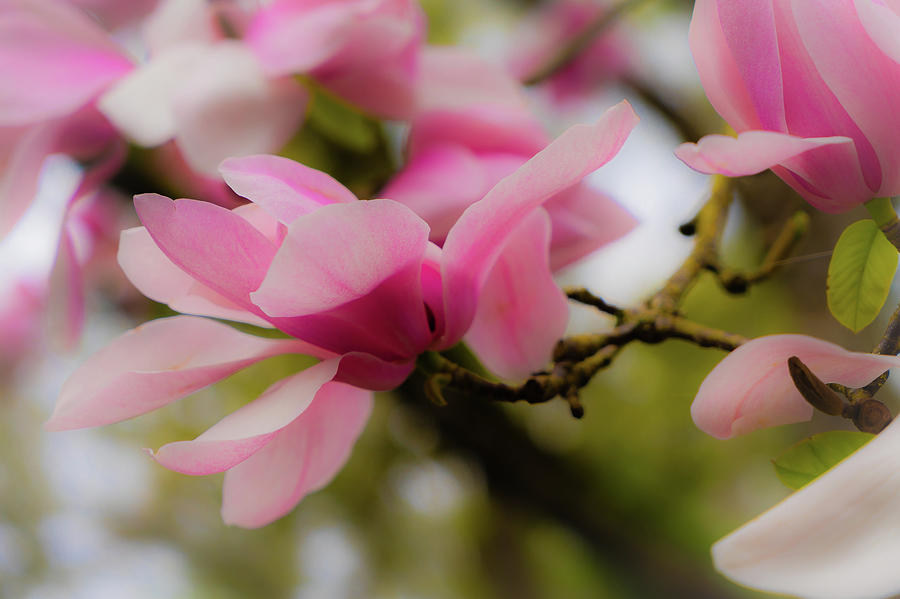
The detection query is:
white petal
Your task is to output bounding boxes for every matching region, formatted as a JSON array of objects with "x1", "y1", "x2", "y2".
[{"x1": 714, "y1": 418, "x2": 900, "y2": 599}]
